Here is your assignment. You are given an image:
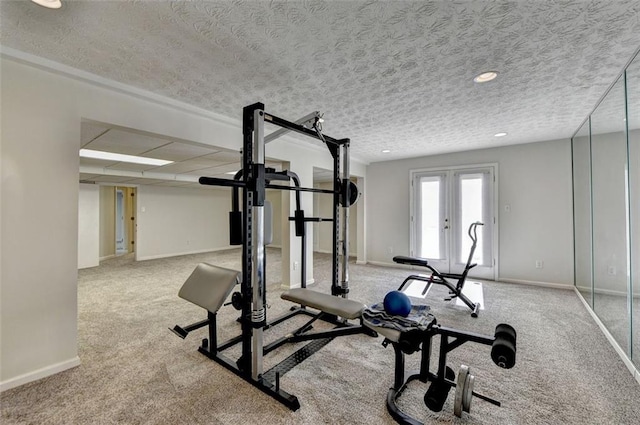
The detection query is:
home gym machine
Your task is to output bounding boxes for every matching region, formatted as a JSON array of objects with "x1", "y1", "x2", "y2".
[
  {"x1": 171, "y1": 103, "x2": 374, "y2": 411},
  {"x1": 171, "y1": 103, "x2": 517, "y2": 421},
  {"x1": 393, "y1": 221, "x2": 484, "y2": 317}
]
